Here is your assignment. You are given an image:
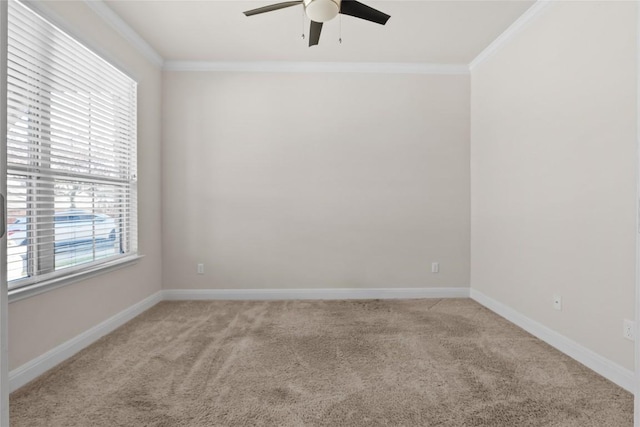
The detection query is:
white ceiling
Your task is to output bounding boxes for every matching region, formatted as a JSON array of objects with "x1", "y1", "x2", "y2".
[{"x1": 104, "y1": 0, "x2": 536, "y2": 64}]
